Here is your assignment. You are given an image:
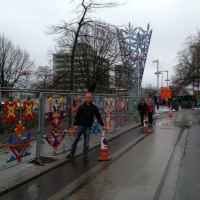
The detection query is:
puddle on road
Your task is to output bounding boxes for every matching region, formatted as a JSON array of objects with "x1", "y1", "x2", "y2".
[
  {"x1": 28, "y1": 156, "x2": 57, "y2": 165},
  {"x1": 158, "y1": 118, "x2": 173, "y2": 128},
  {"x1": 158, "y1": 112, "x2": 197, "y2": 129}
]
